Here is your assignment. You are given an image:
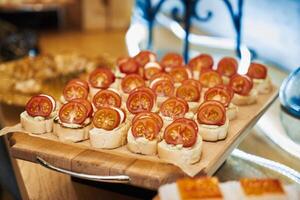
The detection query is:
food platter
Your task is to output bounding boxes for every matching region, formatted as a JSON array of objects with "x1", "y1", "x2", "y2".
[{"x1": 3, "y1": 86, "x2": 278, "y2": 190}]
